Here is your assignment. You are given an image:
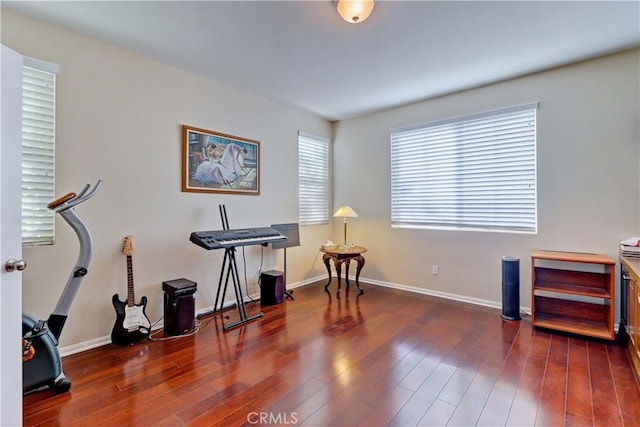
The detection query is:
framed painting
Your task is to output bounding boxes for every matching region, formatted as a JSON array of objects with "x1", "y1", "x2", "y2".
[{"x1": 182, "y1": 125, "x2": 260, "y2": 195}]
